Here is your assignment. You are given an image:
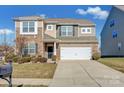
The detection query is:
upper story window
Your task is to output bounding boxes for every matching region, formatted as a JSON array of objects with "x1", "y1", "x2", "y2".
[
  {"x1": 60, "y1": 26, "x2": 73, "y2": 36},
  {"x1": 20, "y1": 21, "x2": 37, "y2": 35},
  {"x1": 118, "y1": 42, "x2": 122, "y2": 51},
  {"x1": 112, "y1": 31, "x2": 117, "y2": 38},
  {"x1": 46, "y1": 24, "x2": 54, "y2": 30},
  {"x1": 81, "y1": 27, "x2": 92, "y2": 34},
  {"x1": 110, "y1": 20, "x2": 115, "y2": 27},
  {"x1": 87, "y1": 29, "x2": 91, "y2": 32},
  {"x1": 82, "y1": 29, "x2": 86, "y2": 33}
]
